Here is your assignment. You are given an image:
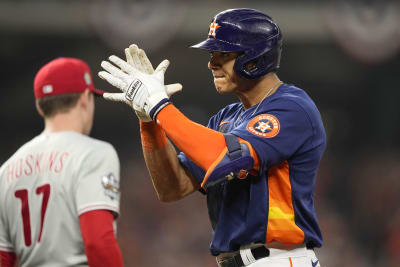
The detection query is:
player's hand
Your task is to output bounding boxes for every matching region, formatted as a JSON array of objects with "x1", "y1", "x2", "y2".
[
  {"x1": 125, "y1": 45, "x2": 182, "y2": 97},
  {"x1": 125, "y1": 44, "x2": 182, "y2": 121},
  {"x1": 125, "y1": 44, "x2": 155, "y2": 75},
  {"x1": 98, "y1": 55, "x2": 174, "y2": 120},
  {"x1": 102, "y1": 44, "x2": 182, "y2": 121}
]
